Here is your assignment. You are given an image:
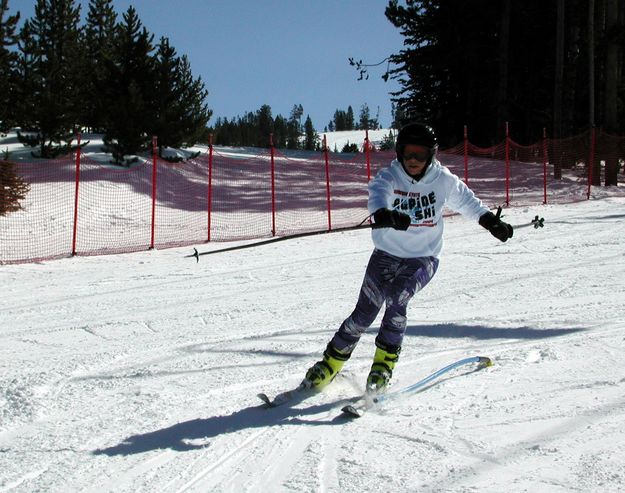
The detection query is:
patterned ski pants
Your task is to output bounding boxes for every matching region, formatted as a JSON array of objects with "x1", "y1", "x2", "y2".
[{"x1": 330, "y1": 249, "x2": 439, "y2": 353}]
